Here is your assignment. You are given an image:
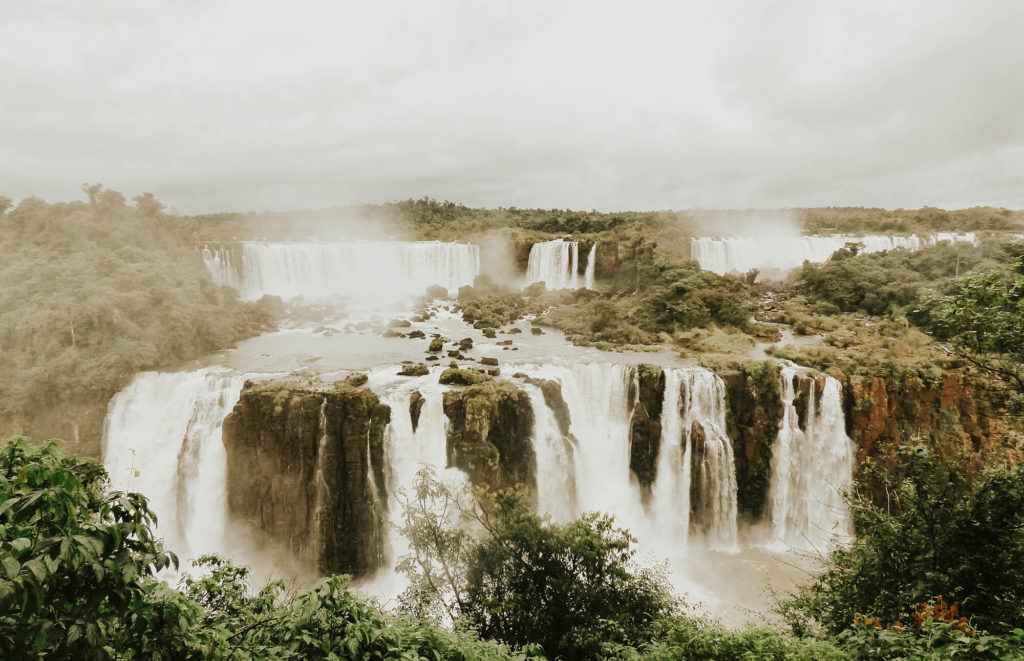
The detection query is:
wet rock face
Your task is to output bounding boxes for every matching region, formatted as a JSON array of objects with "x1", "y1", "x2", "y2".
[
  {"x1": 442, "y1": 381, "x2": 536, "y2": 492},
  {"x1": 222, "y1": 381, "x2": 391, "y2": 578},
  {"x1": 525, "y1": 378, "x2": 572, "y2": 436},
  {"x1": 717, "y1": 362, "x2": 784, "y2": 524},
  {"x1": 848, "y1": 372, "x2": 991, "y2": 461},
  {"x1": 628, "y1": 364, "x2": 665, "y2": 493}
]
